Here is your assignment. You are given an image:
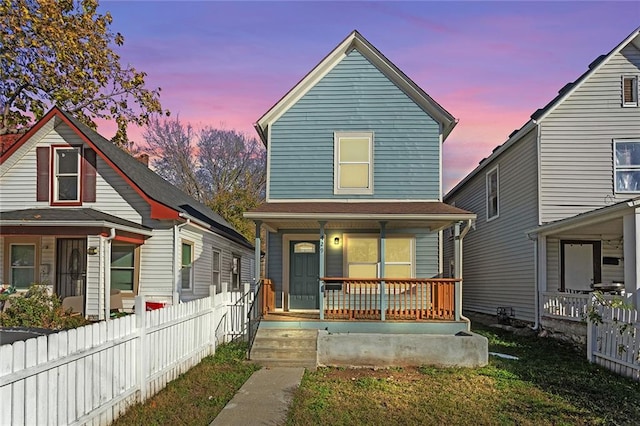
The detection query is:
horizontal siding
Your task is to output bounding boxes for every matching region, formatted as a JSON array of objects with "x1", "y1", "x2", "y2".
[
  {"x1": 269, "y1": 49, "x2": 441, "y2": 200},
  {"x1": 139, "y1": 228, "x2": 175, "y2": 299},
  {"x1": 267, "y1": 231, "x2": 283, "y2": 308},
  {"x1": 540, "y1": 42, "x2": 640, "y2": 222},
  {"x1": 444, "y1": 129, "x2": 539, "y2": 322}
]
